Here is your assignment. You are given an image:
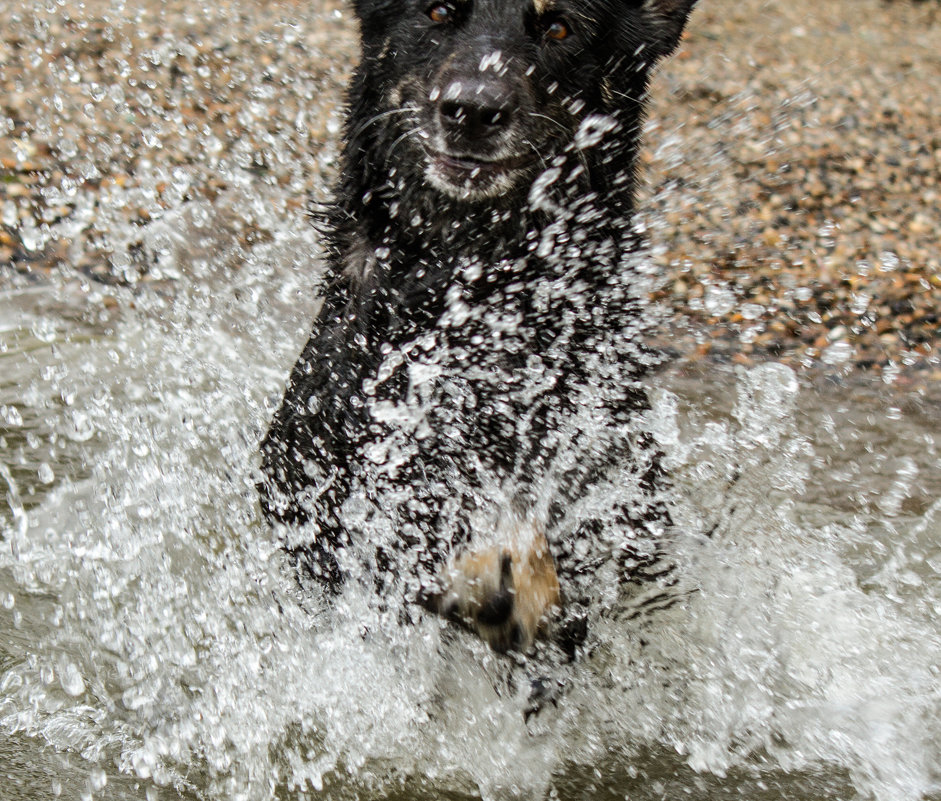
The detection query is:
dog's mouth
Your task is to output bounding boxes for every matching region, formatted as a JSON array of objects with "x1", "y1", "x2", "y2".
[
  {"x1": 424, "y1": 148, "x2": 534, "y2": 198},
  {"x1": 431, "y1": 150, "x2": 532, "y2": 174}
]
